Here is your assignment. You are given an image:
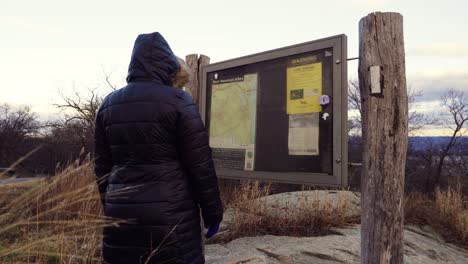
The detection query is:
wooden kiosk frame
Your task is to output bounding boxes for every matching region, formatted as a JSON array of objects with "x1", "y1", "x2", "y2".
[{"x1": 199, "y1": 35, "x2": 348, "y2": 187}]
